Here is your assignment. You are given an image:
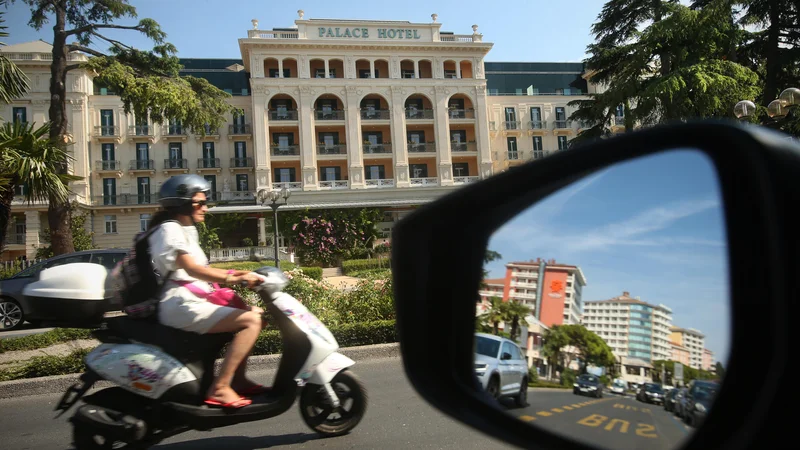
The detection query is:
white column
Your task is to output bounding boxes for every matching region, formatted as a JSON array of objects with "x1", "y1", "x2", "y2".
[
  {"x1": 278, "y1": 59, "x2": 284, "y2": 78},
  {"x1": 369, "y1": 60, "x2": 375, "y2": 79},
  {"x1": 413, "y1": 60, "x2": 419, "y2": 79},
  {"x1": 345, "y1": 88, "x2": 365, "y2": 189},
  {"x1": 258, "y1": 216, "x2": 266, "y2": 245},
  {"x1": 298, "y1": 90, "x2": 318, "y2": 190},
  {"x1": 252, "y1": 93, "x2": 271, "y2": 192},
  {"x1": 24, "y1": 211, "x2": 41, "y2": 260},
  {"x1": 456, "y1": 62, "x2": 462, "y2": 79},
  {"x1": 324, "y1": 60, "x2": 330, "y2": 79},
  {"x1": 434, "y1": 87, "x2": 453, "y2": 186},
  {"x1": 390, "y1": 87, "x2": 410, "y2": 187},
  {"x1": 475, "y1": 85, "x2": 493, "y2": 179}
]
